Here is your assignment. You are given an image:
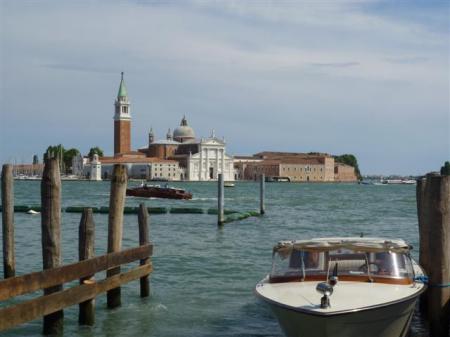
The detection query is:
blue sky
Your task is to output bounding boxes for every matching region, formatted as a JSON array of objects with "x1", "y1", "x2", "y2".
[{"x1": 0, "y1": 0, "x2": 448, "y2": 175}]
